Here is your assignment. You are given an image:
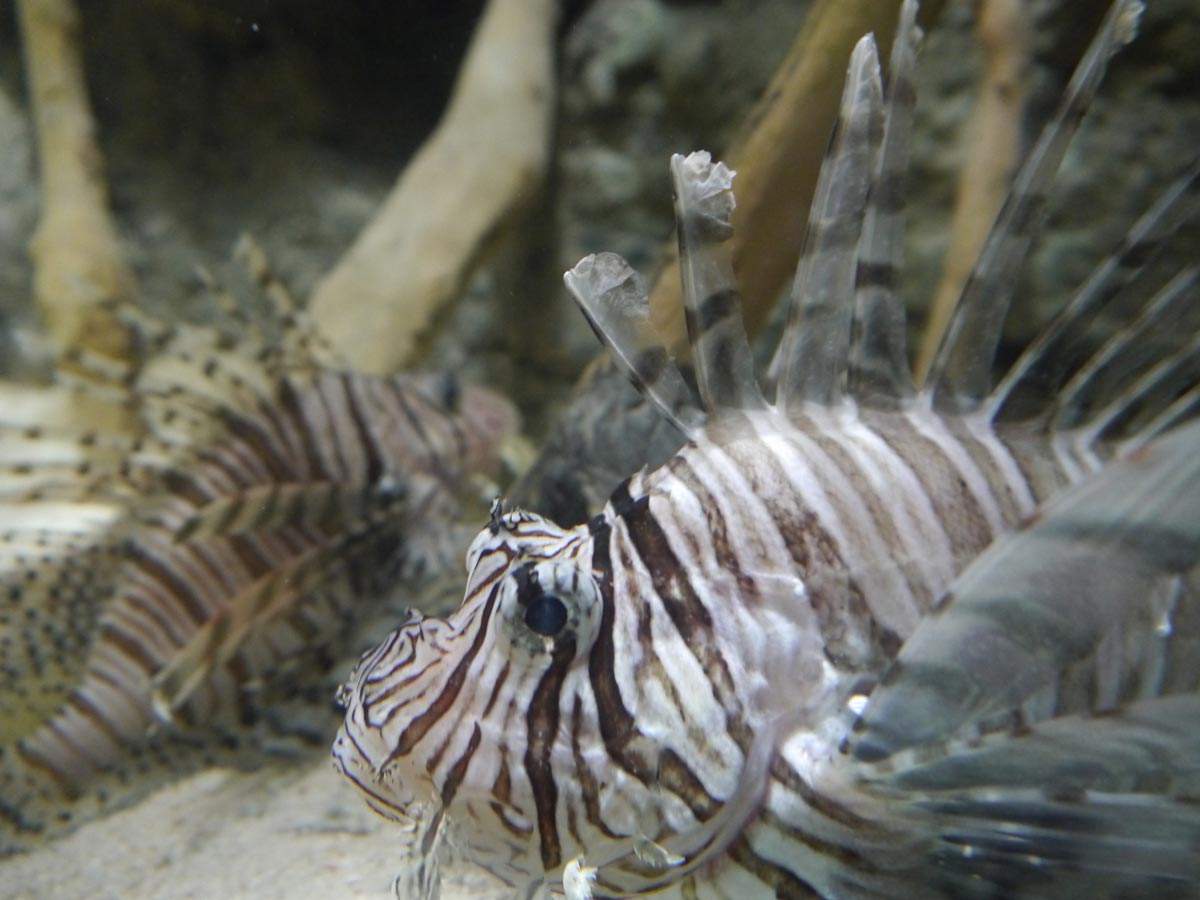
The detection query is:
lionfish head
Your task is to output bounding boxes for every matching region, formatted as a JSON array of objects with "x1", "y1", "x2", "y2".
[{"x1": 332, "y1": 502, "x2": 604, "y2": 872}]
